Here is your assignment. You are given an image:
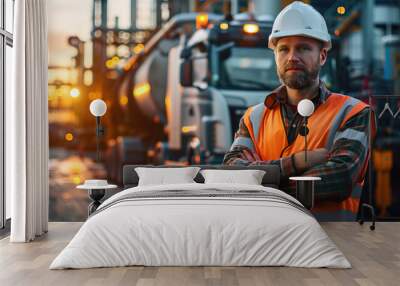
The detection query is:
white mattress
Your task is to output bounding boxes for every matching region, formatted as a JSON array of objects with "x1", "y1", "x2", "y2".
[{"x1": 50, "y1": 183, "x2": 351, "y2": 269}]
